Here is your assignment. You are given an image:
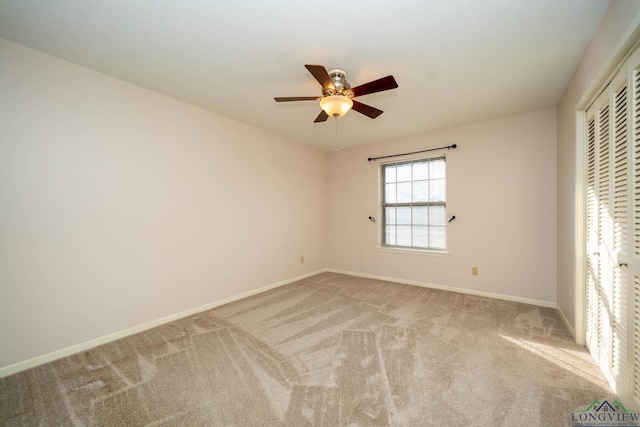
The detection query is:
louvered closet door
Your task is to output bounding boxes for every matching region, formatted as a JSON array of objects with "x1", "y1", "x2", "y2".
[
  {"x1": 586, "y1": 105, "x2": 599, "y2": 355},
  {"x1": 610, "y1": 66, "x2": 630, "y2": 399},
  {"x1": 586, "y1": 85, "x2": 616, "y2": 386},
  {"x1": 585, "y1": 47, "x2": 638, "y2": 408},
  {"x1": 630, "y1": 47, "x2": 640, "y2": 408}
]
